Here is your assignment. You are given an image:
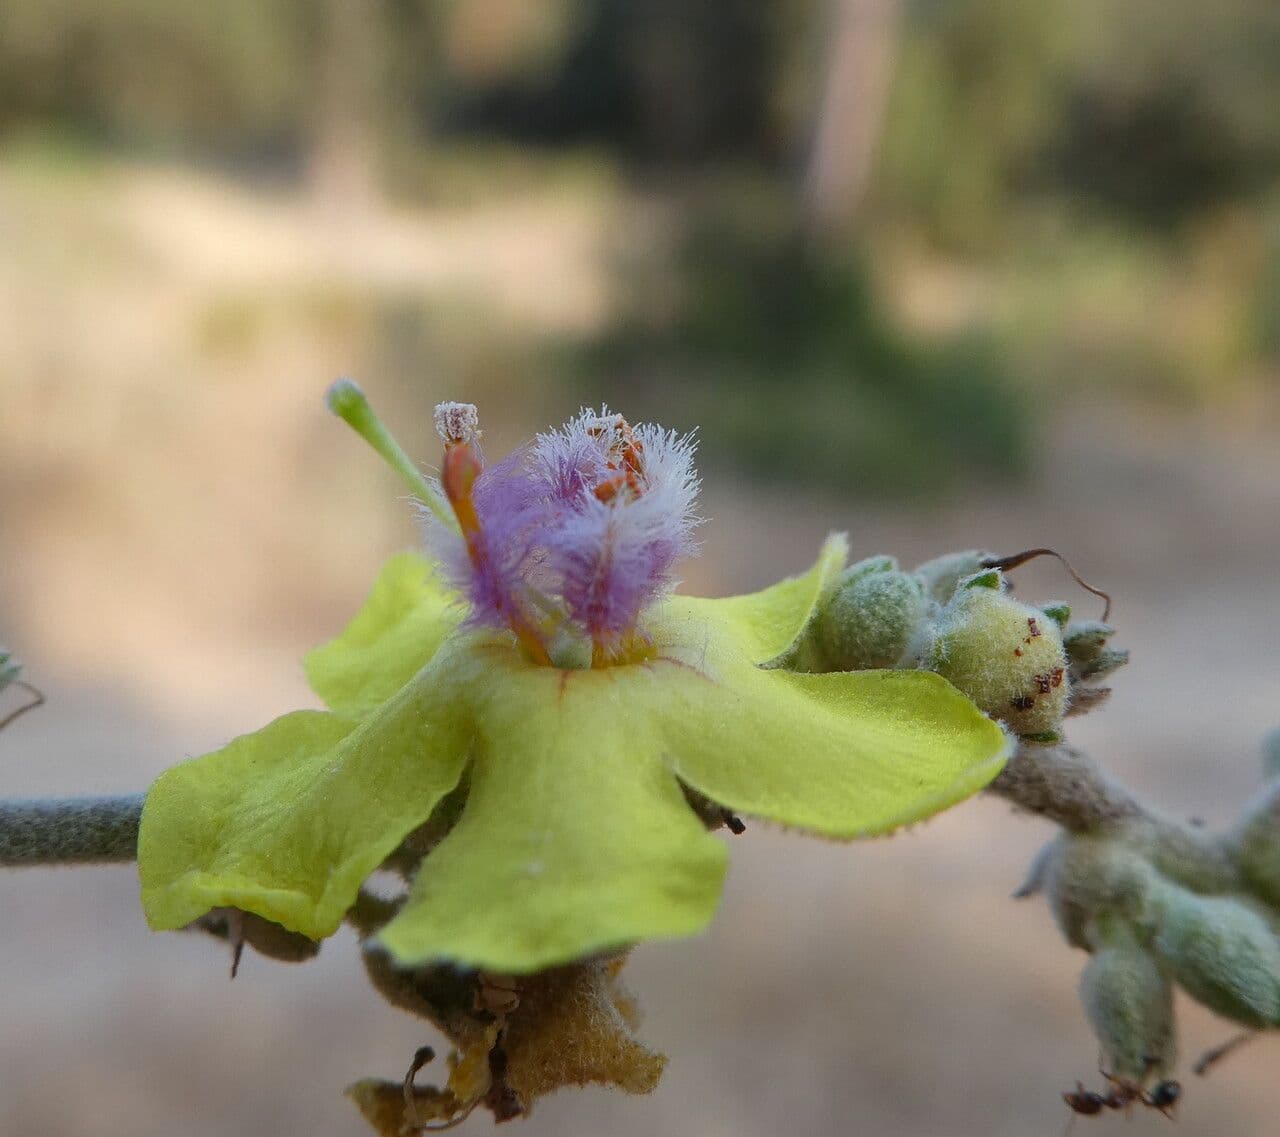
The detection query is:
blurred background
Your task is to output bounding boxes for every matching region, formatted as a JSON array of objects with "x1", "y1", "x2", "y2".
[{"x1": 1, "y1": 1, "x2": 1279, "y2": 1133}]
